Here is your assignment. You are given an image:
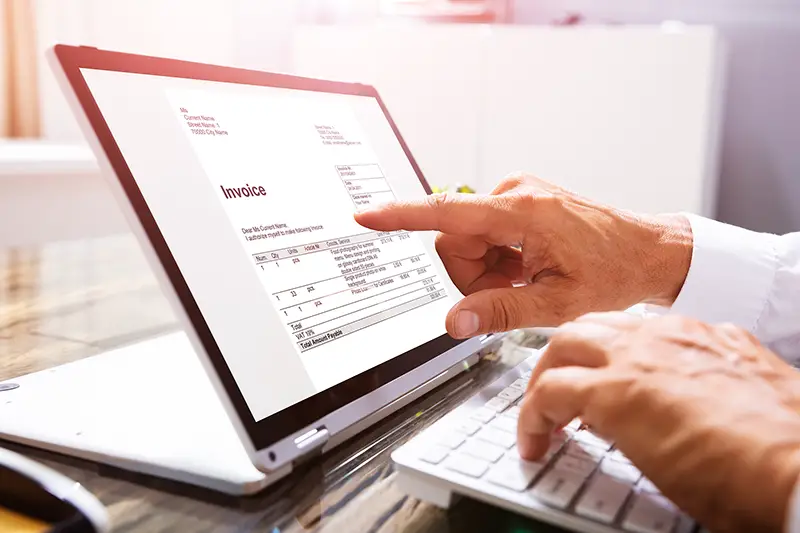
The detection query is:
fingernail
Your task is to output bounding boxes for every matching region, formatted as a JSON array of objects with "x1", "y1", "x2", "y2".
[{"x1": 455, "y1": 310, "x2": 480, "y2": 337}]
